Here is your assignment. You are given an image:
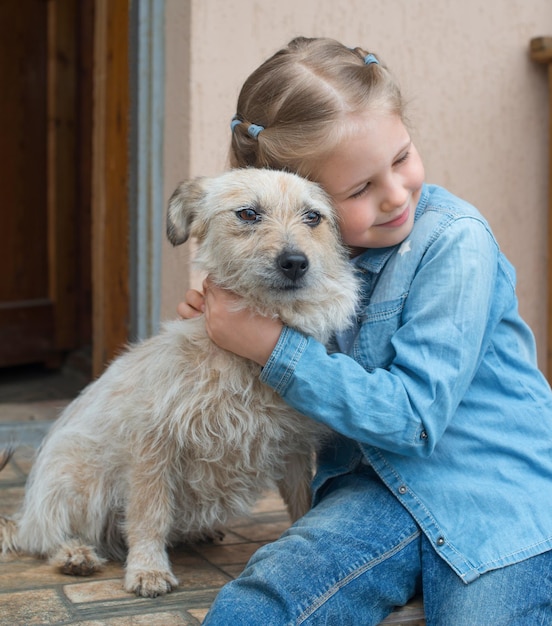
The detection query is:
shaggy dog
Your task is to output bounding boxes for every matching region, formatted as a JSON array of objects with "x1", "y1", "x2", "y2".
[{"x1": 0, "y1": 168, "x2": 358, "y2": 597}]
